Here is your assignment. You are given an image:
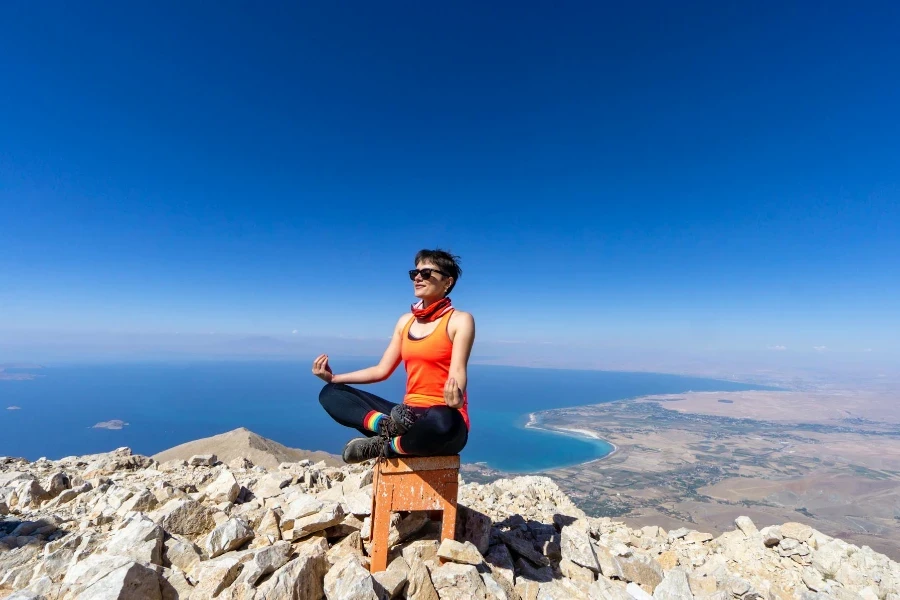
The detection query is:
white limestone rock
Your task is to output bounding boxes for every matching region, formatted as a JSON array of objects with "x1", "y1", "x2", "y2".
[
  {"x1": 189, "y1": 455, "x2": 217, "y2": 467},
  {"x1": 204, "y1": 470, "x2": 240, "y2": 504},
  {"x1": 431, "y1": 562, "x2": 488, "y2": 600},
  {"x1": 151, "y1": 498, "x2": 217, "y2": 538},
  {"x1": 254, "y1": 537, "x2": 329, "y2": 600},
  {"x1": 561, "y1": 525, "x2": 600, "y2": 572},
  {"x1": 324, "y1": 555, "x2": 380, "y2": 599},
  {"x1": 203, "y1": 517, "x2": 254, "y2": 558},
  {"x1": 653, "y1": 568, "x2": 694, "y2": 600},
  {"x1": 104, "y1": 514, "x2": 165, "y2": 565},
  {"x1": 437, "y1": 539, "x2": 484, "y2": 565}
]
